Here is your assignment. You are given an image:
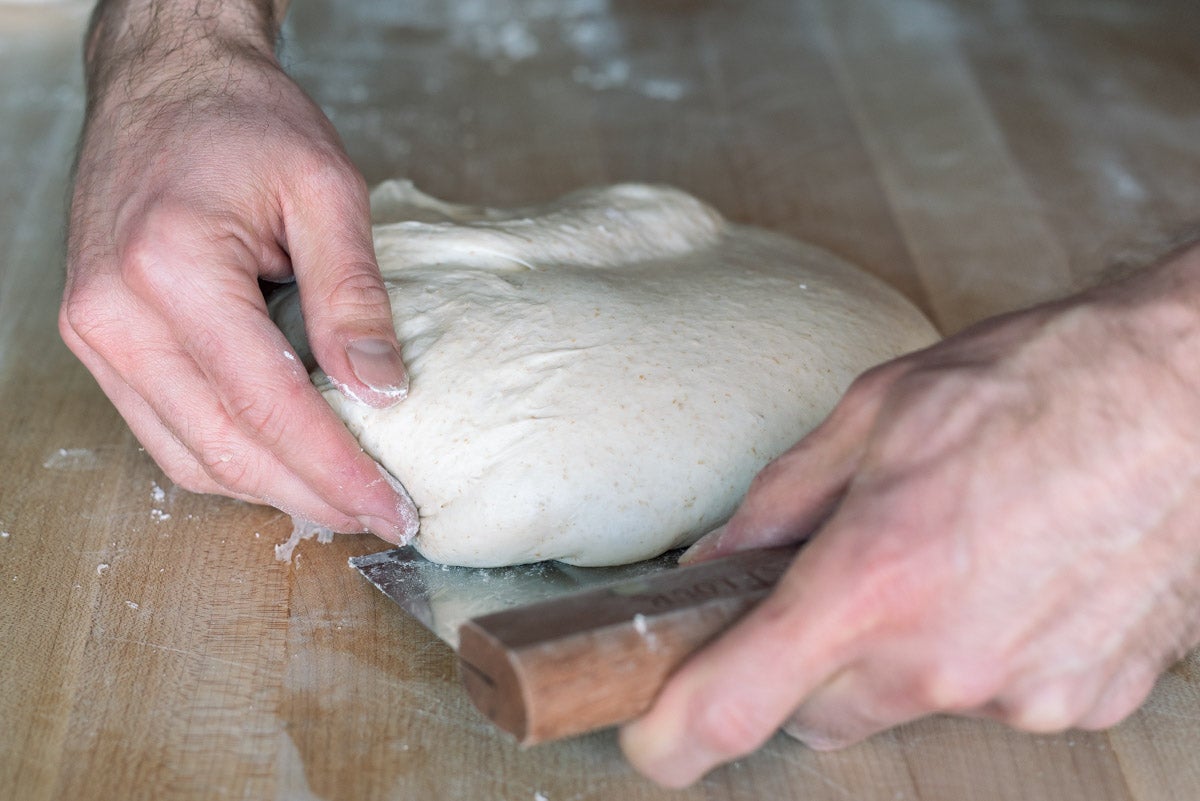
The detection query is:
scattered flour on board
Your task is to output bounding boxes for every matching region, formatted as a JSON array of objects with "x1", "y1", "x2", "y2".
[
  {"x1": 637, "y1": 78, "x2": 687, "y2": 101},
  {"x1": 275, "y1": 518, "x2": 337, "y2": 562},
  {"x1": 571, "y1": 59, "x2": 689, "y2": 101},
  {"x1": 43, "y1": 445, "x2": 132, "y2": 471},
  {"x1": 560, "y1": 2, "x2": 690, "y2": 101},
  {"x1": 441, "y1": 0, "x2": 689, "y2": 98},
  {"x1": 572, "y1": 60, "x2": 629, "y2": 90},
  {"x1": 149, "y1": 480, "x2": 171, "y2": 522},
  {"x1": 43, "y1": 447, "x2": 101, "y2": 471},
  {"x1": 448, "y1": 2, "x2": 540, "y2": 63}
]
